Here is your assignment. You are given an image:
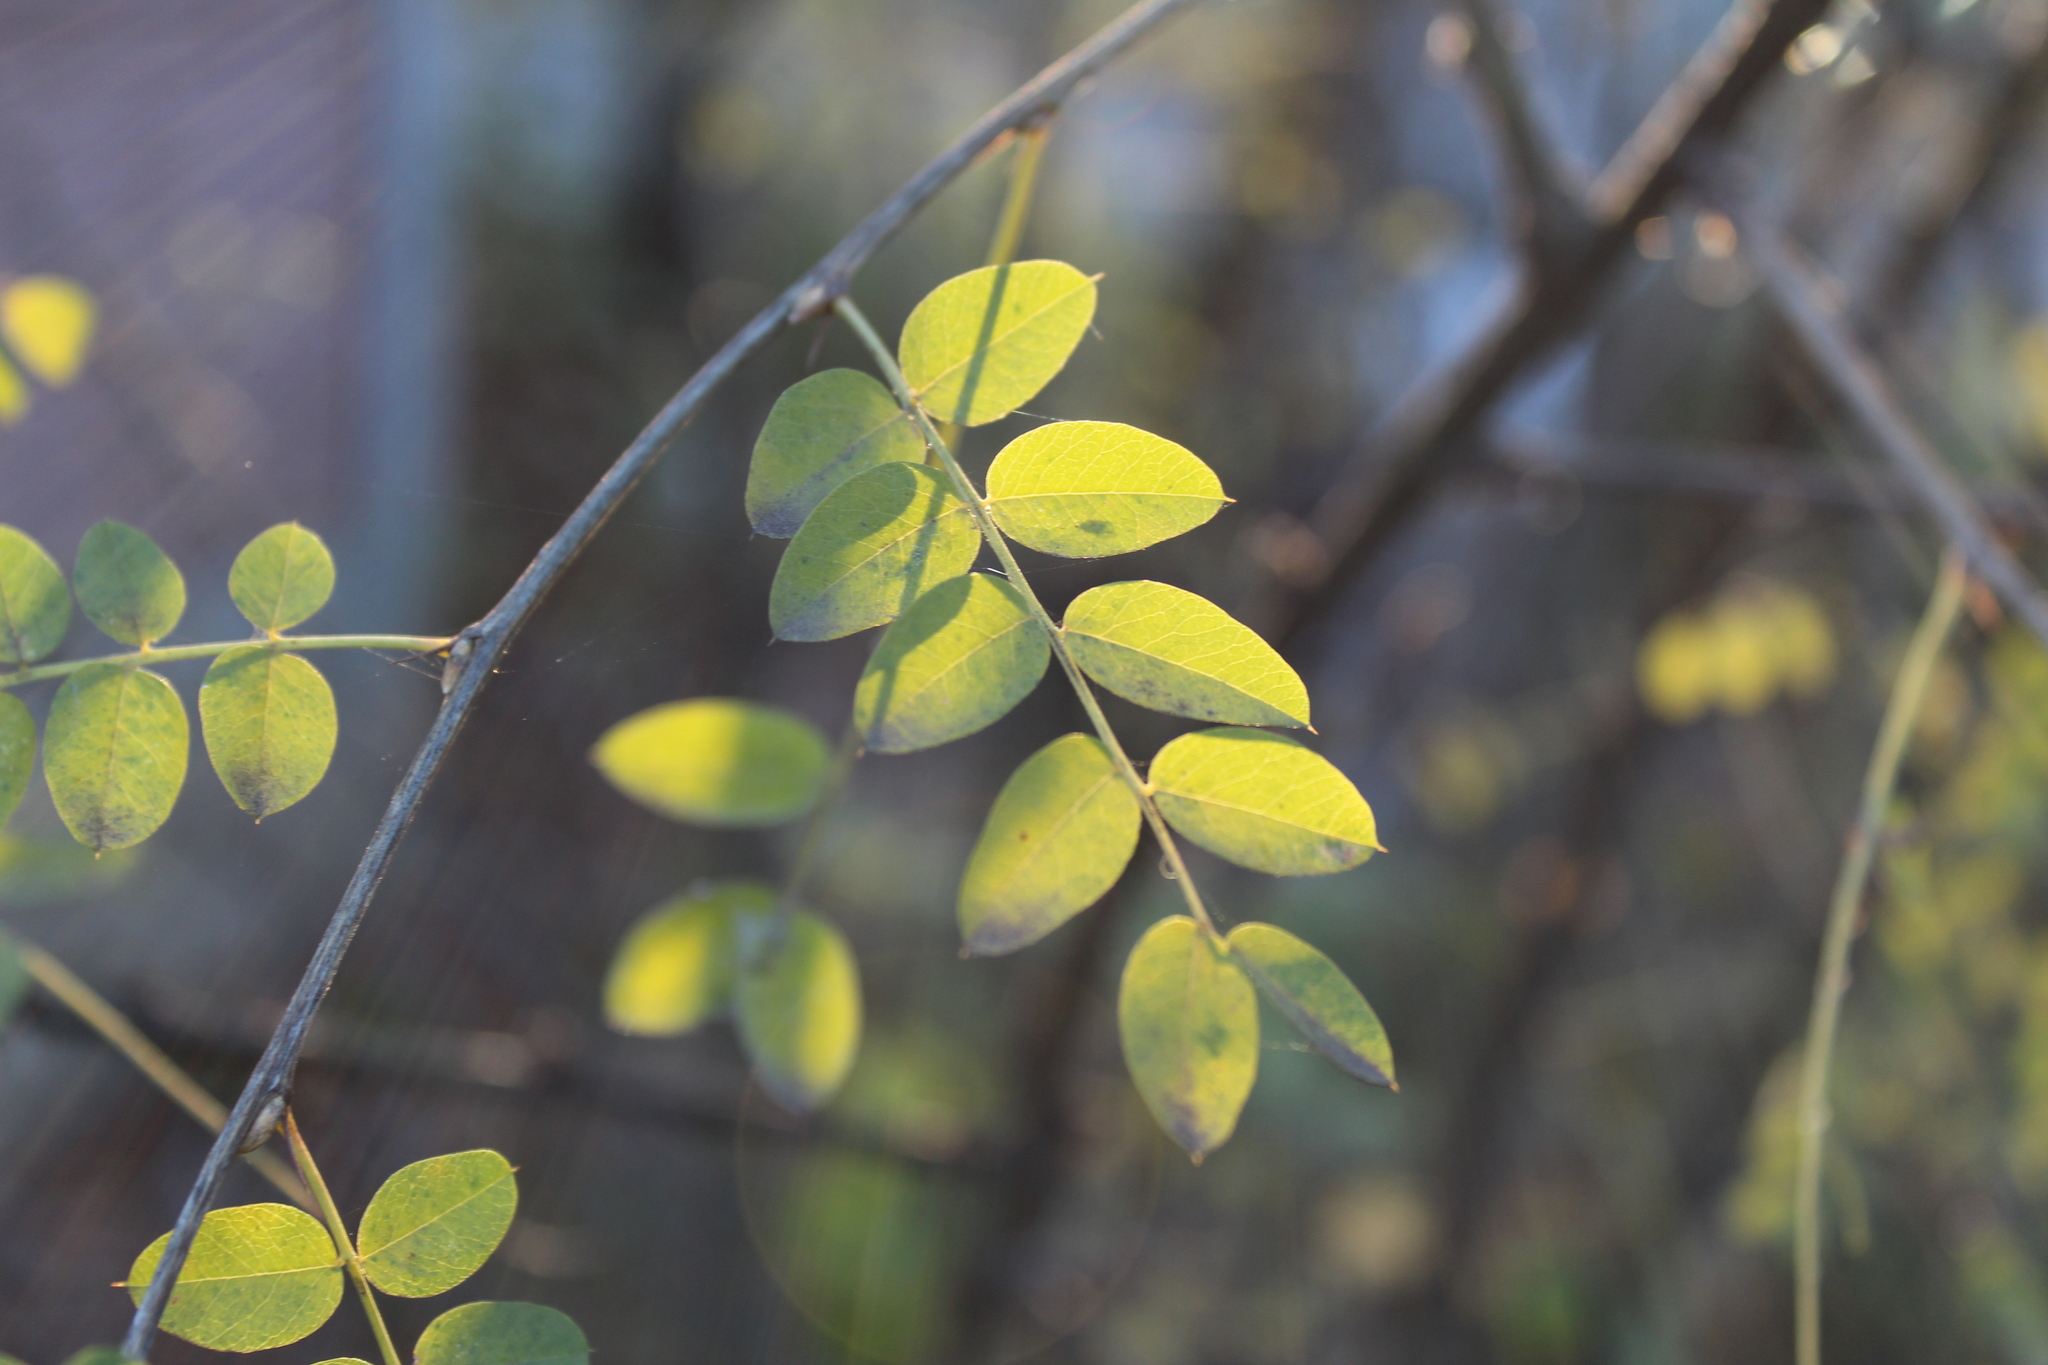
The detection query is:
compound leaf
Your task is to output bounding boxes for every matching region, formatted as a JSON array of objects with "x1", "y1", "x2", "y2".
[
  {"x1": 747, "y1": 369, "x2": 924, "y2": 537},
  {"x1": 984, "y1": 422, "x2": 1227, "y2": 558},
  {"x1": 1149, "y1": 728, "x2": 1378, "y2": 877},
  {"x1": 0, "y1": 524, "x2": 70, "y2": 664},
  {"x1": 1, "y1": 275, "x2": 95, "y2": 385},
  {"x1": 125, "y1": 1203, "x2": 343, "y2": 1351},
  {"x1": 1063, "y1": 581, "x2": 1308, "y2": 728},
  {"x1": 898, "y1": 260, "x2": 1096, "y2": 426},
  {"x1": 854, "y1": 573, "x2": 1048, "y2": 753},
  {"x1": 358, "y1": 1149, "x2": 518, "y2": 1298},
  {"x1": 958, "y1": 733, "x2": 1140, "y2": 957},
  {"x1": 1227, "y1": 922, "x2": 1395, "y2": 1088},
  {"x1": 0, "y1": 691, "x2": 31, "y2": 828},
  {"x1": 0, "y1": 925, "x2": 28, "y2": 1027},
  {"x1": 605, "y1": 880, "x2": 770, "y2": 1035},
  {"x1": 415, "y1": 1302, "x2": 590, "y2": 1365},
  {"x1": 44, "y1": 664, "x2": 188, "y2": 852},
  {"x1": 1118, "y1": 916, "x2": 1258, "y2": 1159},
  {"x1": 229, "y1": 523, "x2": 335, "y2": 633},
  {"x1": 73, "y1": 521, "x2": 184, "y2": 647},
  {"x1": 736, "y1": 910, "x2": 862, "y2": 1112},
  {"x1": 592, "y1": 698, "x2": 828, "y2": 828},
  {"x1": 769, "y1": 462, "x2": 981, "y2": 642},
  {"x1": 199, "y1": 649, "x2": 336, "y2": 820}
]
